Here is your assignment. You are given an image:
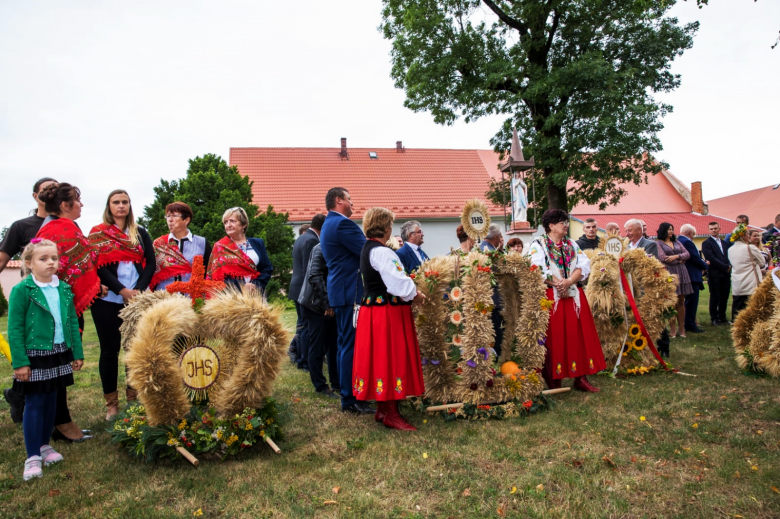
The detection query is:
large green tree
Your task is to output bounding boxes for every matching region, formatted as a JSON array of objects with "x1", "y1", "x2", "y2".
[
  {"x1": 140, "y1": 154, "x2": 295, "y2": 300},
  {"x1": 381, "y1": 1, "x2": 698, "y2": 214}
]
